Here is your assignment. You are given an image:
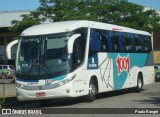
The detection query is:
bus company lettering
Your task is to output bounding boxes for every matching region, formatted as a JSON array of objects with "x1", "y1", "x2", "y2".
[
  {"x1": 46, "y1": 79, "x2": 53, "y2": 83},
  {"x1": 45, "y1": 79, "x2": 53, "y2": 86},
  {"x1": 116, "y1": 54, "x2": 130, "y2": 76}
]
